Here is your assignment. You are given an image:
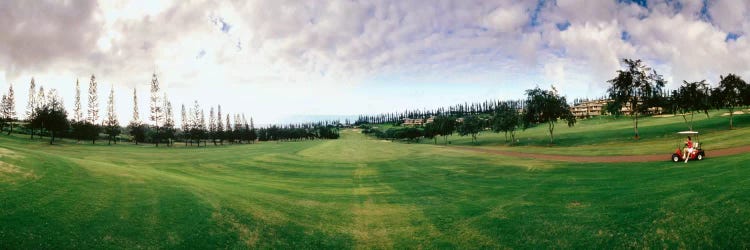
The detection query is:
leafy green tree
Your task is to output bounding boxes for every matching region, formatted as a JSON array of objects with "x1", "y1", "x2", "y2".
[
  {"x1": 715, "y1": 74, "x2": 747, "y2": 129},
  {"x1": 423, "y1": 122, "x2": 438, "y2": 144},
  {"x1": 127, "y1": 123, "x2": 146, "y2": 144},
  {"x1": 522, "y1": 86, "x2": 576, "y2": 143},
  {"x1": 606, "y1": 59, "x2": 666, "y2": 139},
  {"x1": 492, "y1": 103, "x2": 520, "y2": 143},
  {"x1": 457, "y1": 115, "x2": 482, "y2": 143},
  {"x1": 31, "y1": 90, "x2": 69, "y2": 144},
  {"x1": 674, "y1": 80, "x2": 711, "y2": 131},
  {"x1": 432, "y1": 115, "x2": 456, "y2": 145}
]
